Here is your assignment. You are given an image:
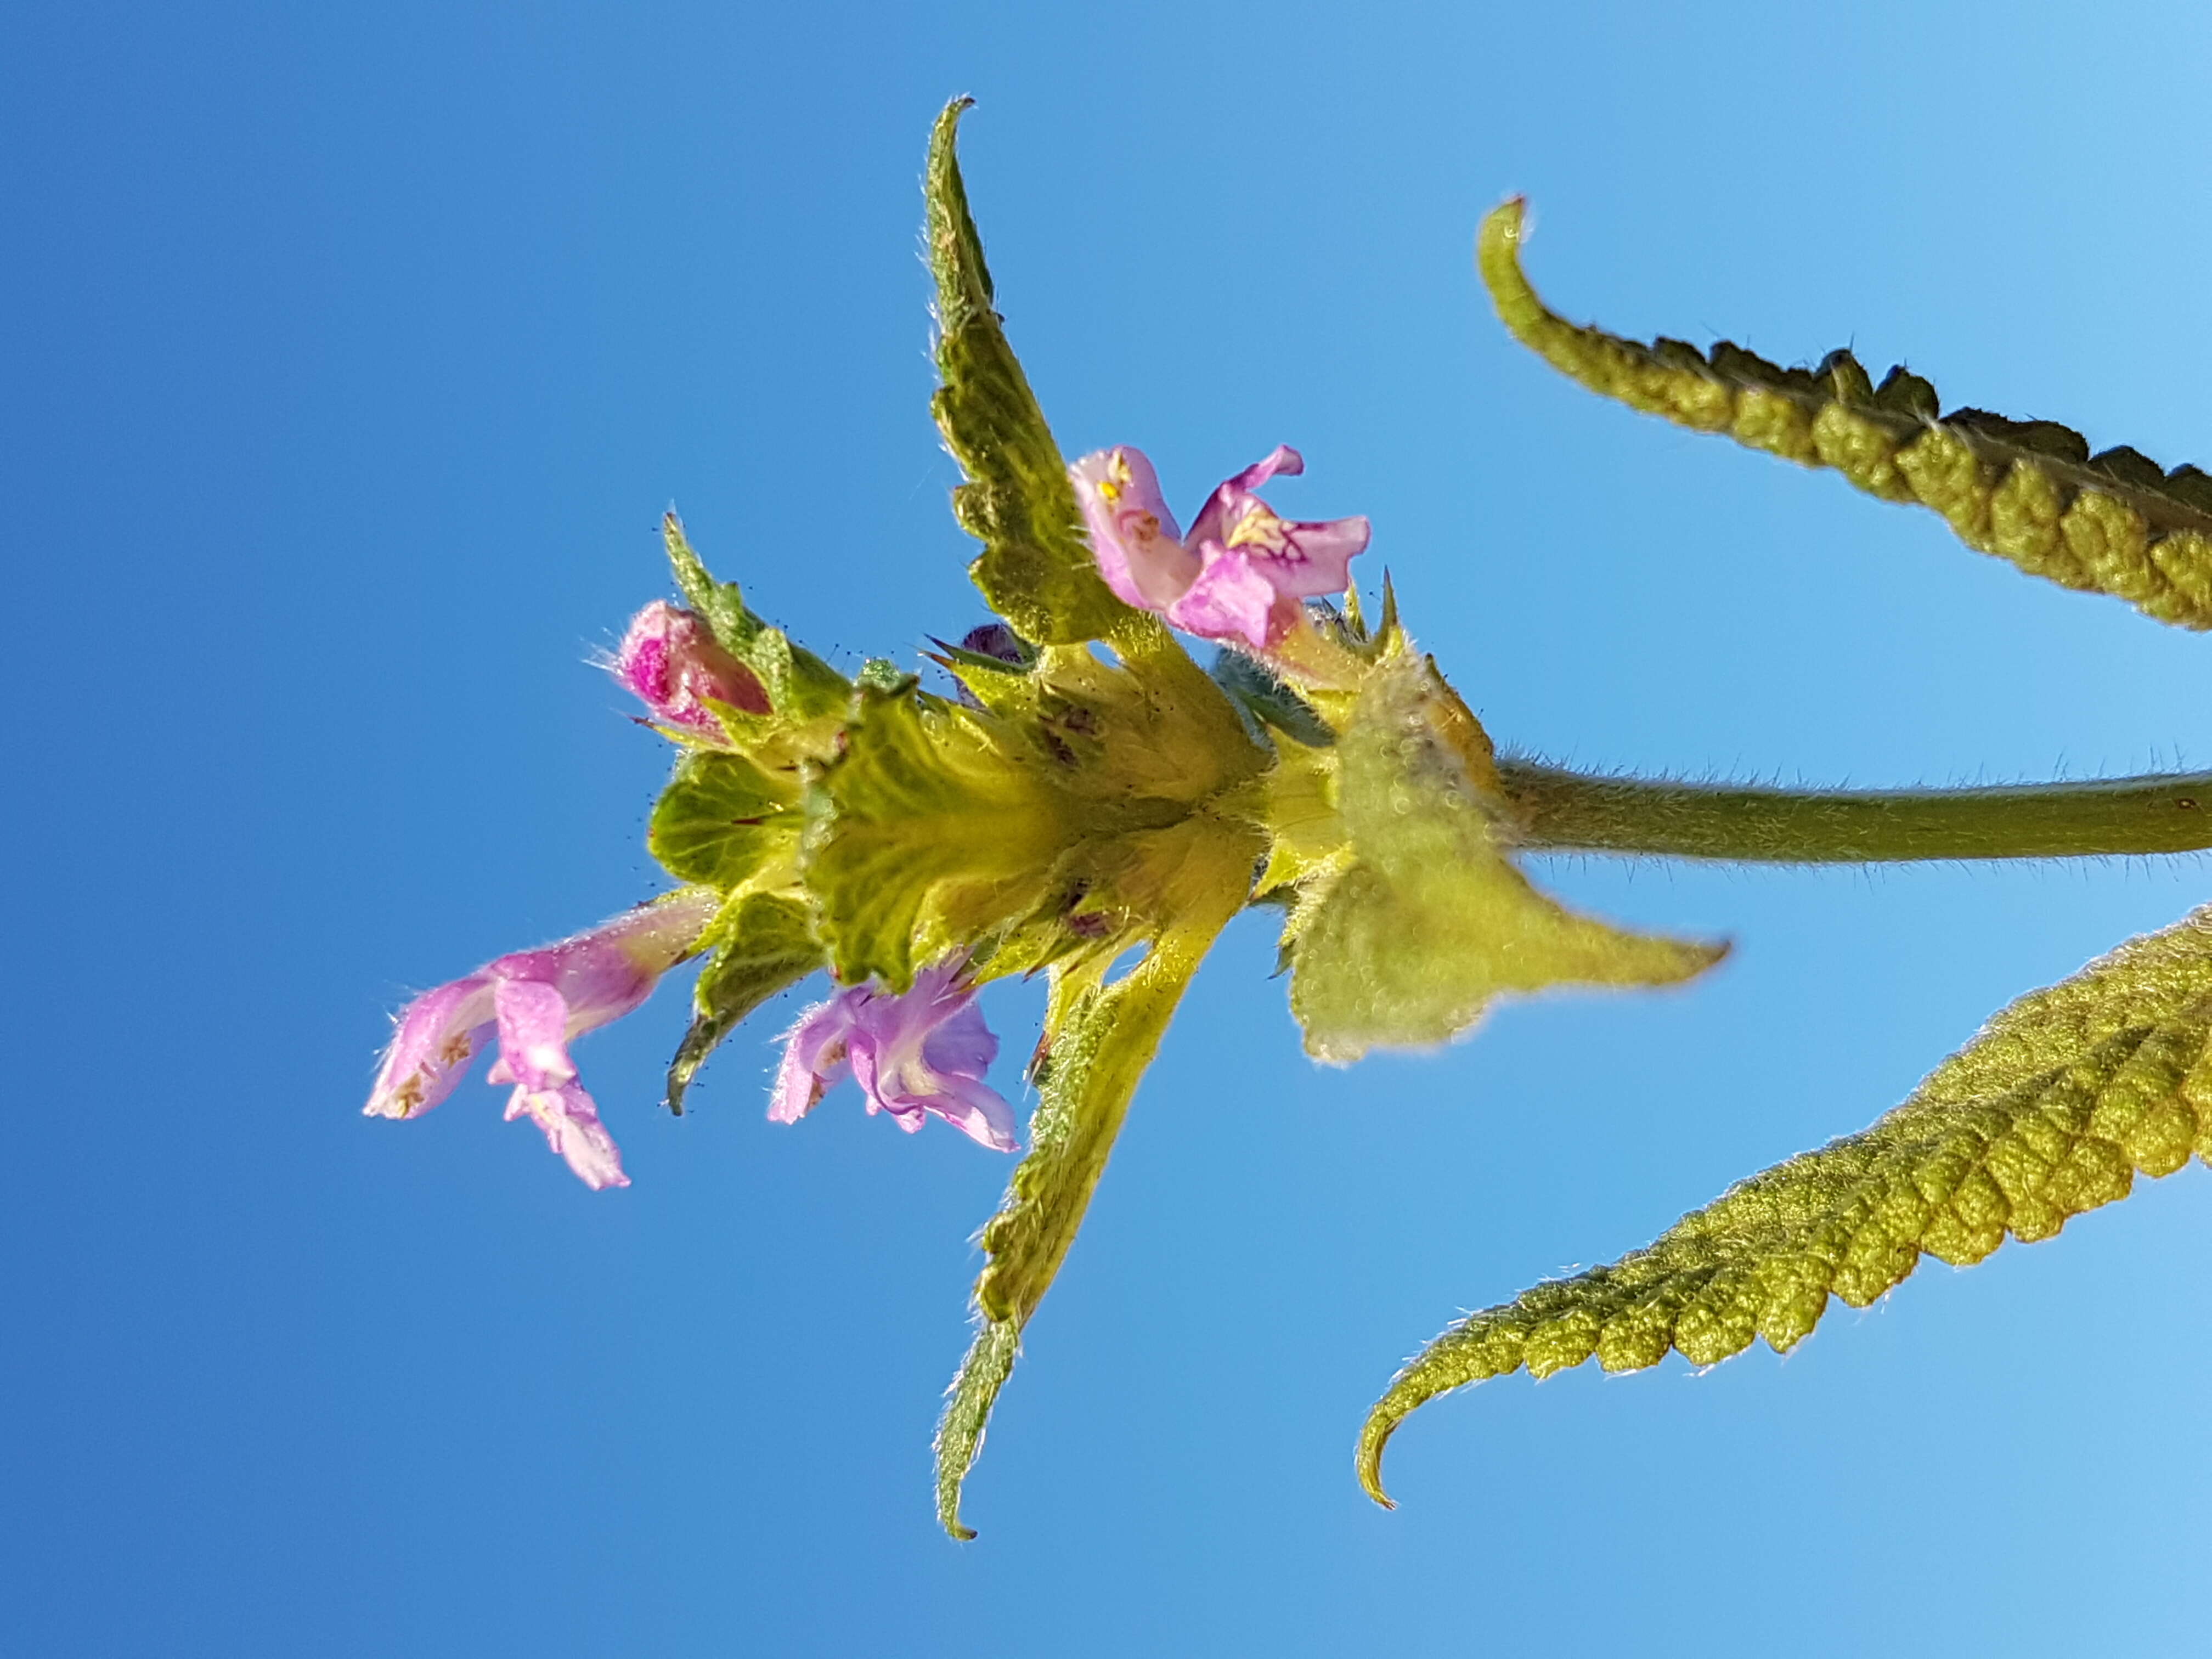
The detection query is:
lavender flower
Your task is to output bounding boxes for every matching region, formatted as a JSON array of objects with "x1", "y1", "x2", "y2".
[
  {"x1": 1070, "y1": 444, "x2": 1370, "y2": 648},
  {"x1": 611, "y1": 600, "x2": 770, "y2": 735},
  {"x1": 769, "y1": 960, "x2": 1018, "y2": 1152},
  {"x1": 365, "y1": 887, "x2": 720, "y2": 1188}
]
